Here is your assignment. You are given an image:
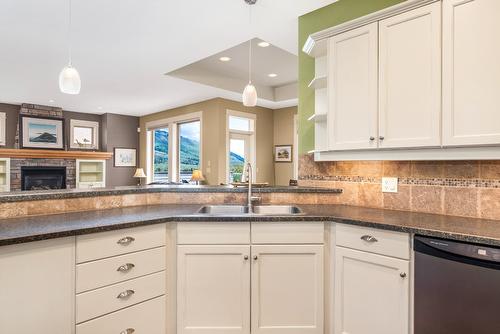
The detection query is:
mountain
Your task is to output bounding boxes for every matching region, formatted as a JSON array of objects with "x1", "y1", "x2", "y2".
[
  {"x1": 30, "y1": 132, "x2": 57, "y2": 143},
  {"x1": 153, "y1": 129, "x2": 245, "y2": 172}
]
